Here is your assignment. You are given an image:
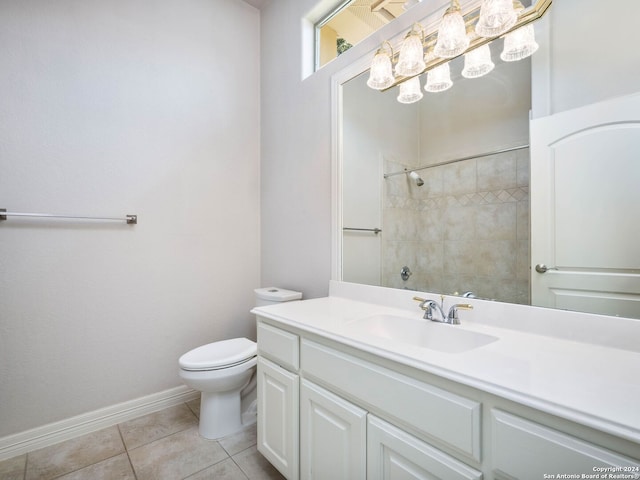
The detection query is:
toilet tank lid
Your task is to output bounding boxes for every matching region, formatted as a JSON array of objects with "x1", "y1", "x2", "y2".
[
  {"x1": 179, "y1": 338, "x2": 257, "y2": 370},
  {"x1": 255, "y1": 287, "x2": 302, "y2": 302}
]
